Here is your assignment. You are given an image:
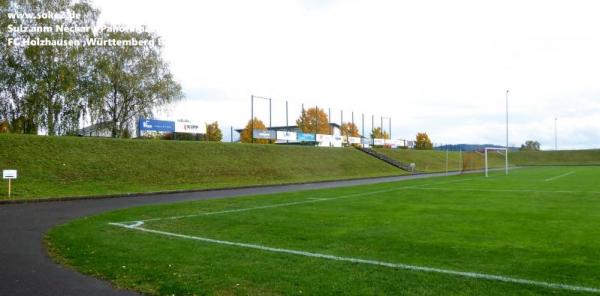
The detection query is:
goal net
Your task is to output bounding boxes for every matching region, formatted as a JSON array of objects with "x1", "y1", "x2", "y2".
[{"x1": 484, "y1": 147, "x2": 508, "y2": 177}]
